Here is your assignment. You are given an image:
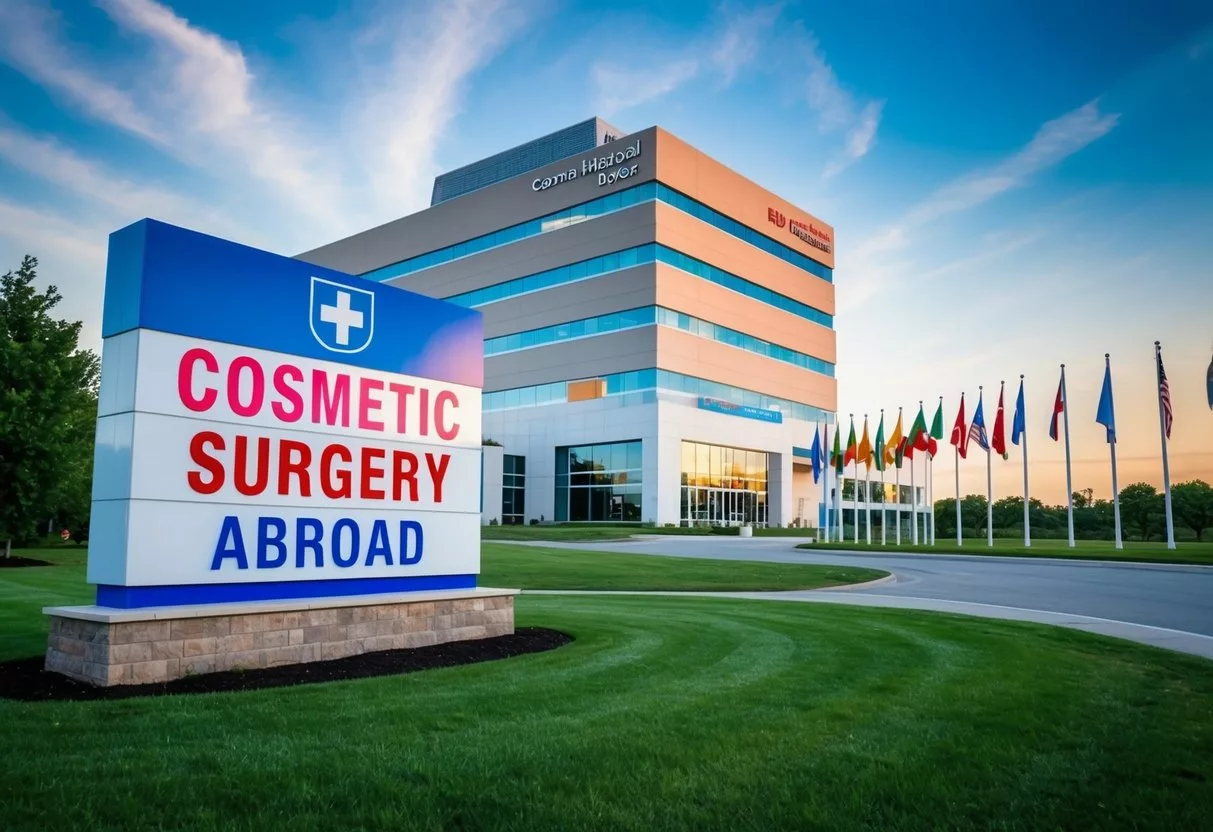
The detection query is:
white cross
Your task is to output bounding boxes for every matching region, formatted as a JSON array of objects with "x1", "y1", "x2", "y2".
[{"x1": 319, "y1": 290, "x2": 364, "y2": 346}]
